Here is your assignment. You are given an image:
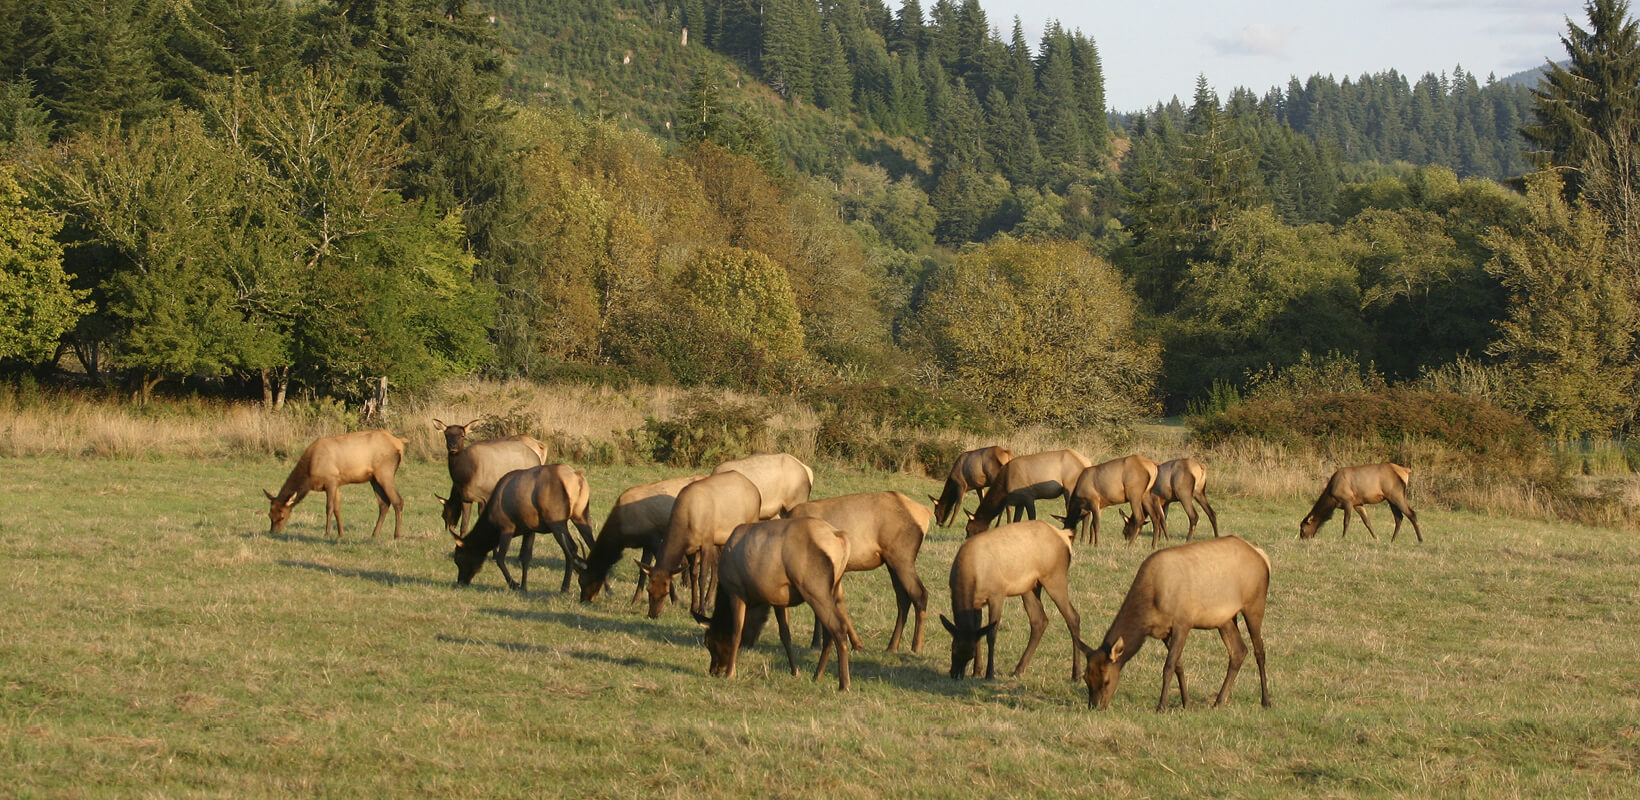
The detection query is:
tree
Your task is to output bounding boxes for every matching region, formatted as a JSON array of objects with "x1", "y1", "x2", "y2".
[
  {"x1": 664, "y1": 246, "x2": 806, "y2": 386},
  {"x1": 916, "y1": 238, "x2": 1159, "y2": 427},
  {"x1": 0, "y1": 164, "x2": 89, "y2": 362},
  {"x1": 1485, "y1": 170, "x2": 1638, "y2": 439}
]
